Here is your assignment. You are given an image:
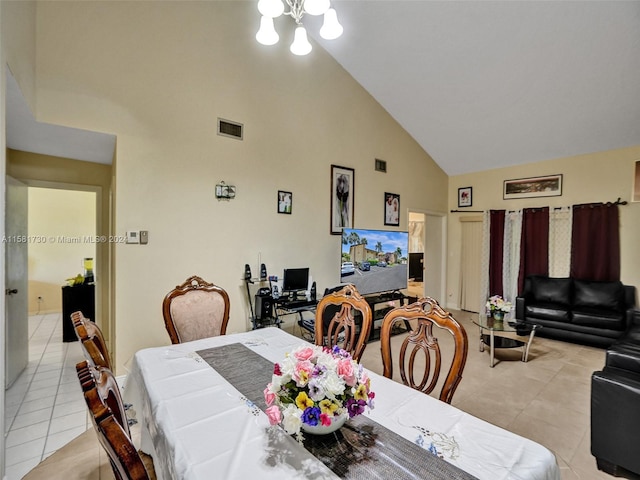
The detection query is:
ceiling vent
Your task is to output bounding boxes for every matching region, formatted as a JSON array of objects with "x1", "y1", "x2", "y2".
[
  {"x1": 217, "y1": 118, "x2": 243, "y2": 140},
  {"x1": 375, "y1": 158, "x2": 387, "y2": 173}
]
